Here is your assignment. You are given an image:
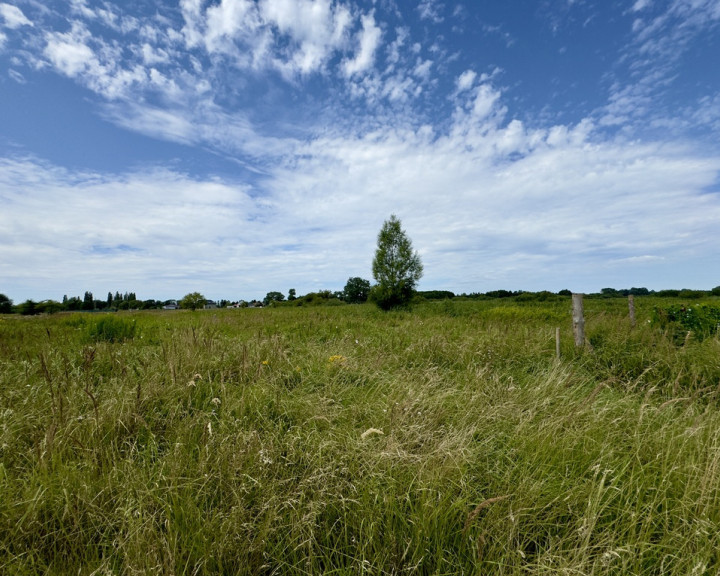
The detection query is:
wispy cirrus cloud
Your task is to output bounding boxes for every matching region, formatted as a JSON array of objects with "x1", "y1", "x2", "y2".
[{"x1": 600, "y1": 0, "x2": 720, "y2": 131}]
